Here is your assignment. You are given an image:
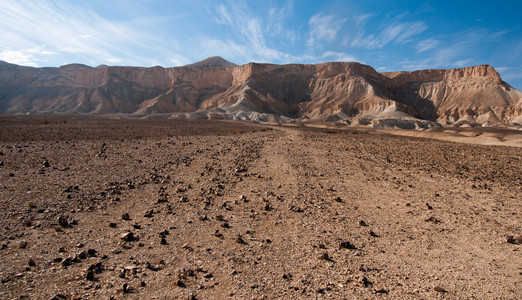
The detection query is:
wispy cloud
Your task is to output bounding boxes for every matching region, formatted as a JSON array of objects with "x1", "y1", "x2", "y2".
[
  {"x1": 209, "y1": 2, "x2": 291, "y2": 62},
  {"x1": 350, "y1": 21, "x2": 427, "y2": 49},
  {"x1": 416, "y1": 39, "x2": 440, "y2": 52},
  {"x1": 307, "y1": 13, "x2": 346, "y2": 47}
]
